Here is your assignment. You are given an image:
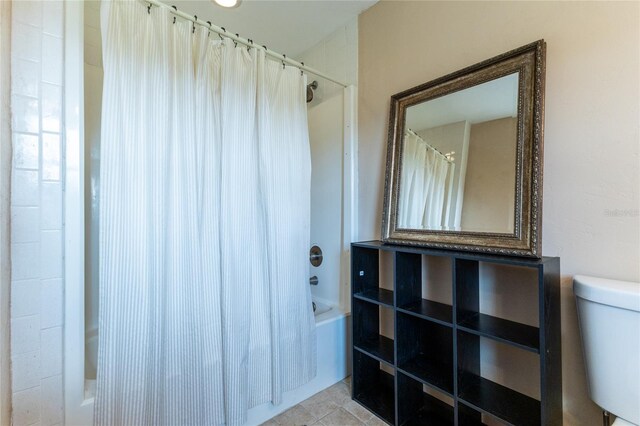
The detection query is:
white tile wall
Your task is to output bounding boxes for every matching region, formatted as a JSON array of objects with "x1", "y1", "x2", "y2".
[
  {"x1": 40, "y1": 279, "x2": 62, "y2": 329},
  {"x1": 10, "y1": 280, "x2": 39, "y2": 318},
  {"x1": 11, "y1": 351, "x2": 40, "y2": 392},
  {"x1": 12, "y1": 387, "x2": 41, "y2": 426},
  {"x1": 40, "y1": 327, "x2": 62, "y2": 378},
  {"x1": 10, "y1": 1, "x2": 65, "y2": 425},
  {"x1": 40, "y1": 375, "x2": 63, "y2": 425},
  {"x1": 11, "y1": 207, "x2": 39, "y2": 243},
  {"x1": 12, "y1": 133, "x2": 38, "y2": 170}
]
